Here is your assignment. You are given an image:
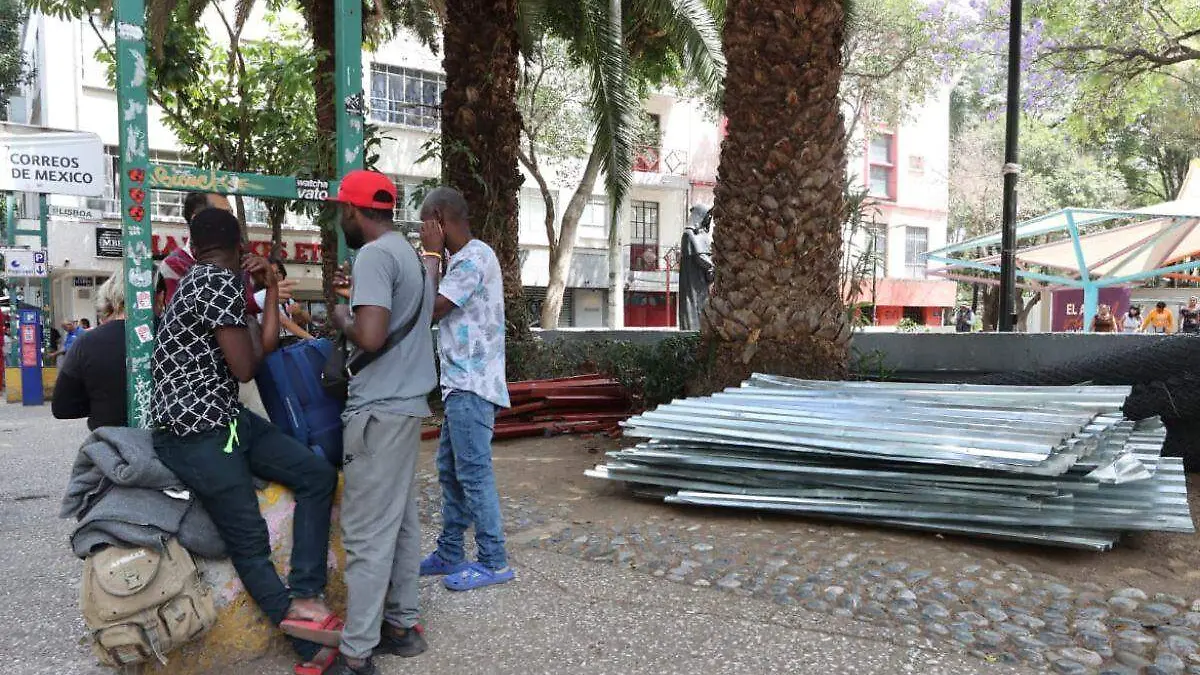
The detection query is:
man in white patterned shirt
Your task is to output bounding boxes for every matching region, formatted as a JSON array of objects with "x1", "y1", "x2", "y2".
[{"x1": 416, "y1": 187, "x2": 515, "y2": 592}]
